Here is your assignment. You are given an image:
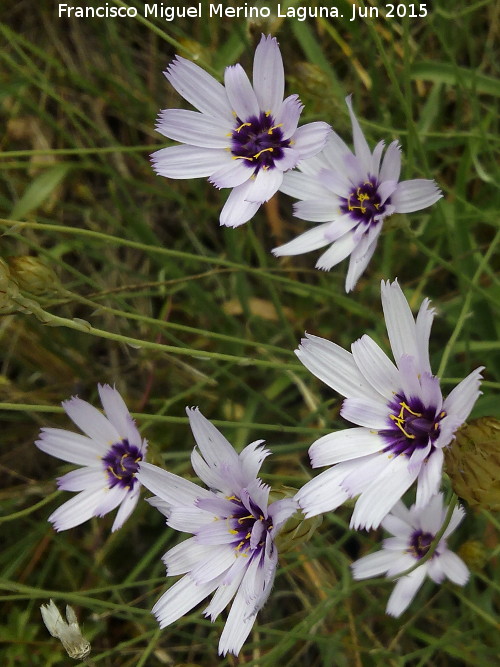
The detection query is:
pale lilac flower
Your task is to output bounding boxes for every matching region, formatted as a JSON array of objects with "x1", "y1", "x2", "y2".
[
  {"x1": 352, "y1": 493, "x2": 469, "y2": 616},
  {"x1": 137, "y1": 407, "x2": 297, "y2": 656},
  {"x1": 36, "y1": 384, "x2": 147, "y2": 532},
  {"x1": 296, "y1": 280, "x2": 484, "y2": 530},
  {"x1": 152, "y1": 34, "x2": 330, "y2": 227},
  {"x1": 273, "y1": 96, "x2": 442, "y2": 291}
]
